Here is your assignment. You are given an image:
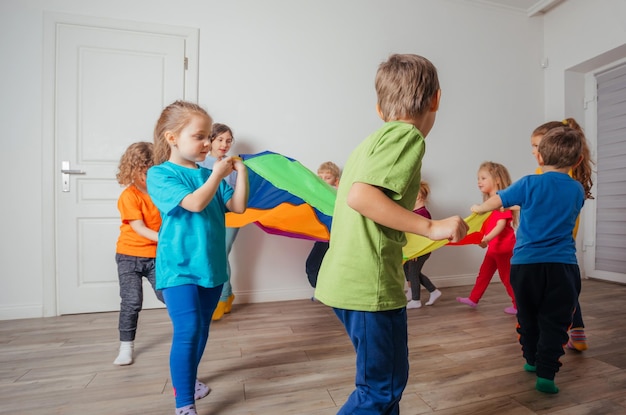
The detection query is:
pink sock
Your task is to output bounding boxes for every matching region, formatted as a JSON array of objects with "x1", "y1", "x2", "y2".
[{"x1": 456, "y1": 297, "x2": 477, "y2": 308}]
